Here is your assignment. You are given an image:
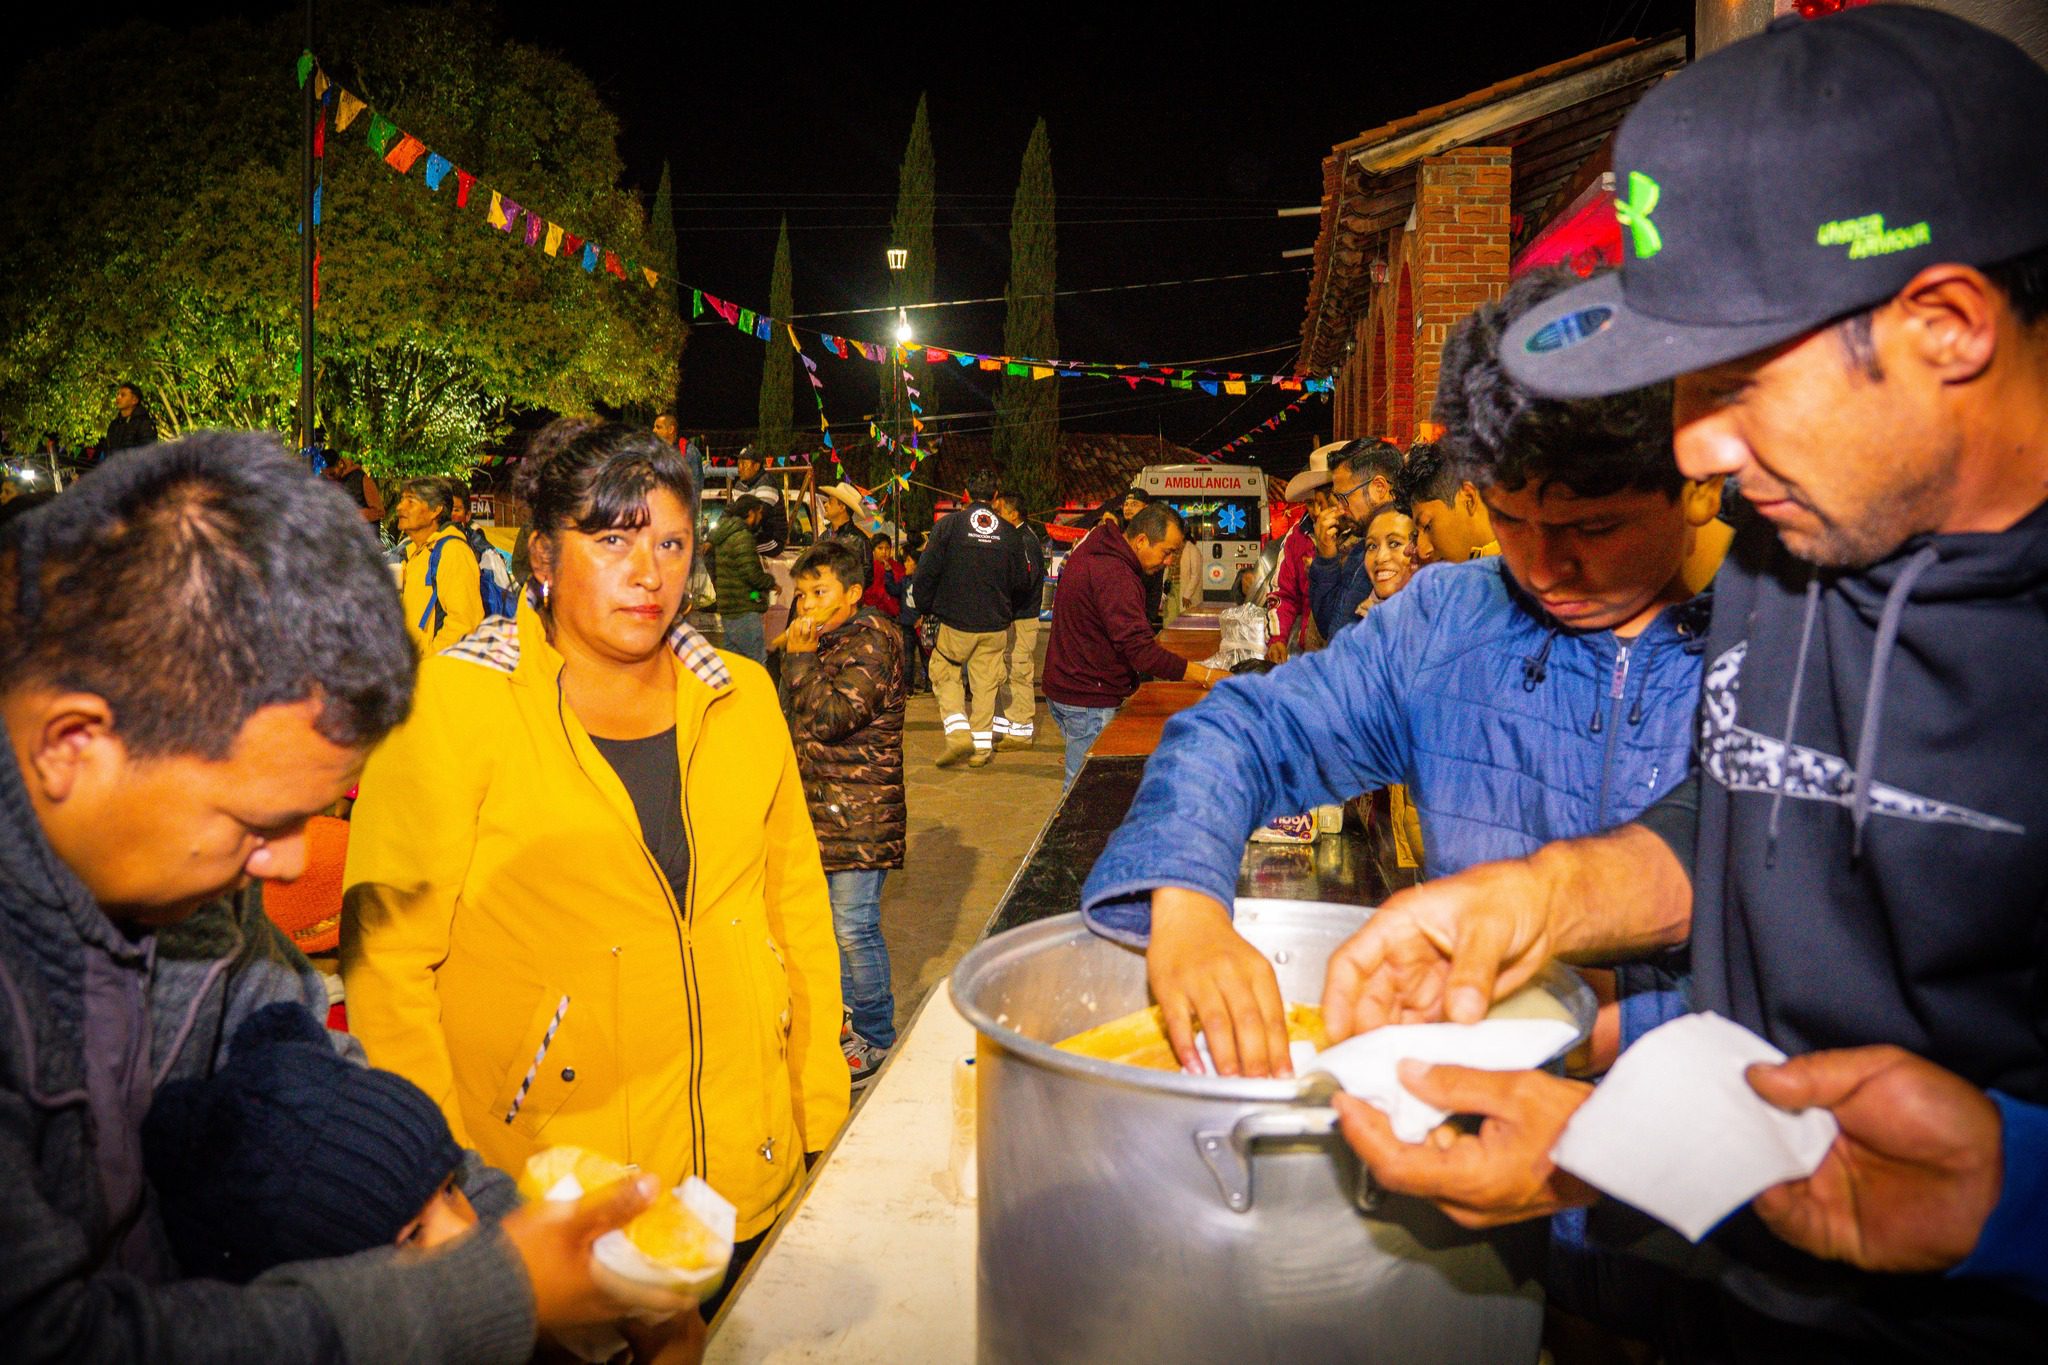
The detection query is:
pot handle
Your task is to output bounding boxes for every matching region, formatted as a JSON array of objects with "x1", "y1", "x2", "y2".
[{"x1": 1194, "y1": 1107, "x2": 1380, "y2": 1216}]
